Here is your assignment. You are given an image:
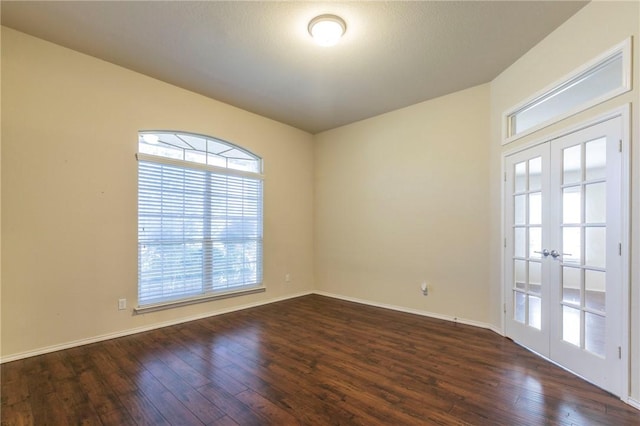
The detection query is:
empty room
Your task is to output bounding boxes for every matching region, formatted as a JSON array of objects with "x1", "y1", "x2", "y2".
[{"x1": 2, "y1": 1, "x2": 640, "y2": 425}]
